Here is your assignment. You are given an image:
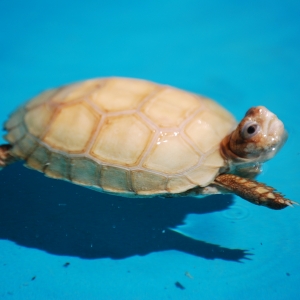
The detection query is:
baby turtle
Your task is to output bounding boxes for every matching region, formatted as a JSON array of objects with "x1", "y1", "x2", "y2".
[{"x1": 0, "y1": 77, "x2": 295, "y2": 209}]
